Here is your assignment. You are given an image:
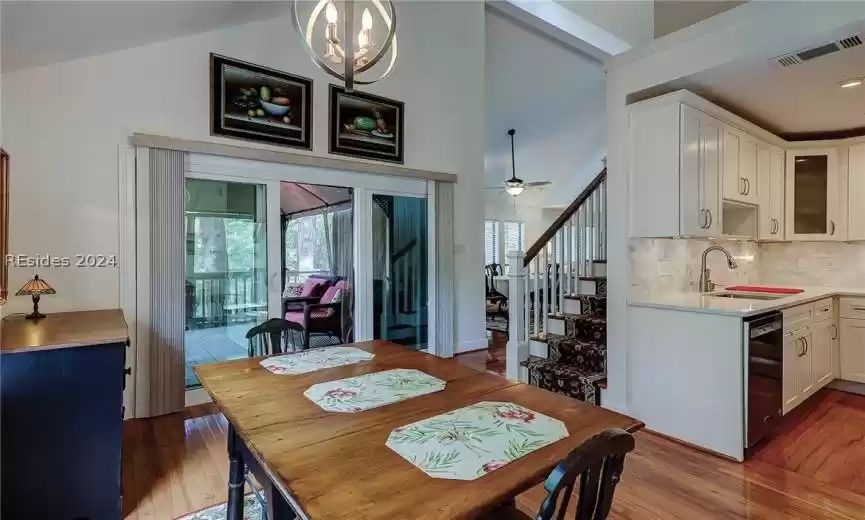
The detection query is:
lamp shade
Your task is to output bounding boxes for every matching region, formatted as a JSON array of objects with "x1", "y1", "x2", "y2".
[{"x1": 16, "y1": 275, "x2": 56, "y2": 296}]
